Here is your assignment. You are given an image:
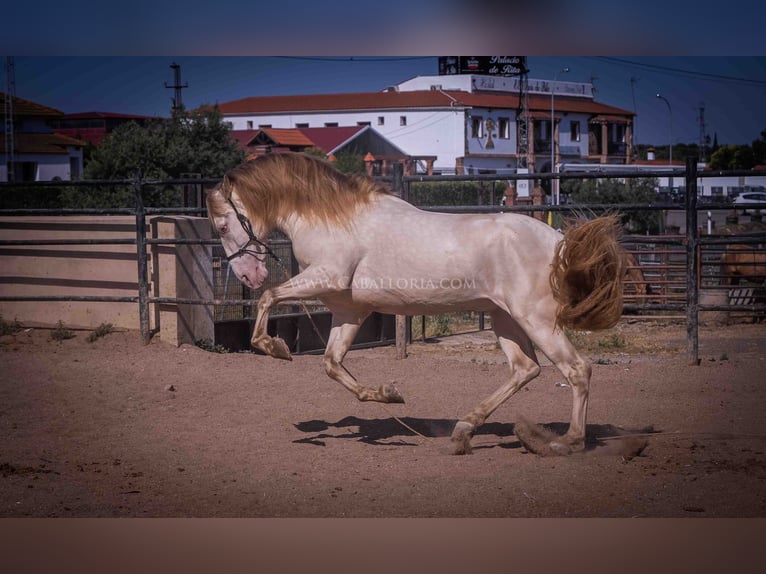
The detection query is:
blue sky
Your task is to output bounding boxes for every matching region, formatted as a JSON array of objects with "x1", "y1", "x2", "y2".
[{"x1": 7, "y1": 56, "x2": 765, "y2": 147}]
